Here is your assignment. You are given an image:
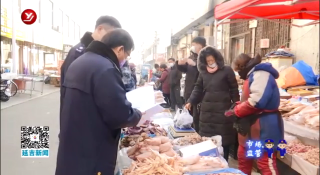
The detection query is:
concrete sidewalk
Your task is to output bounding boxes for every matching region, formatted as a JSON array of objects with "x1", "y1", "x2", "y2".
[{"x1": 1, "y1": 82, "x2": 60, "y2": 110}]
